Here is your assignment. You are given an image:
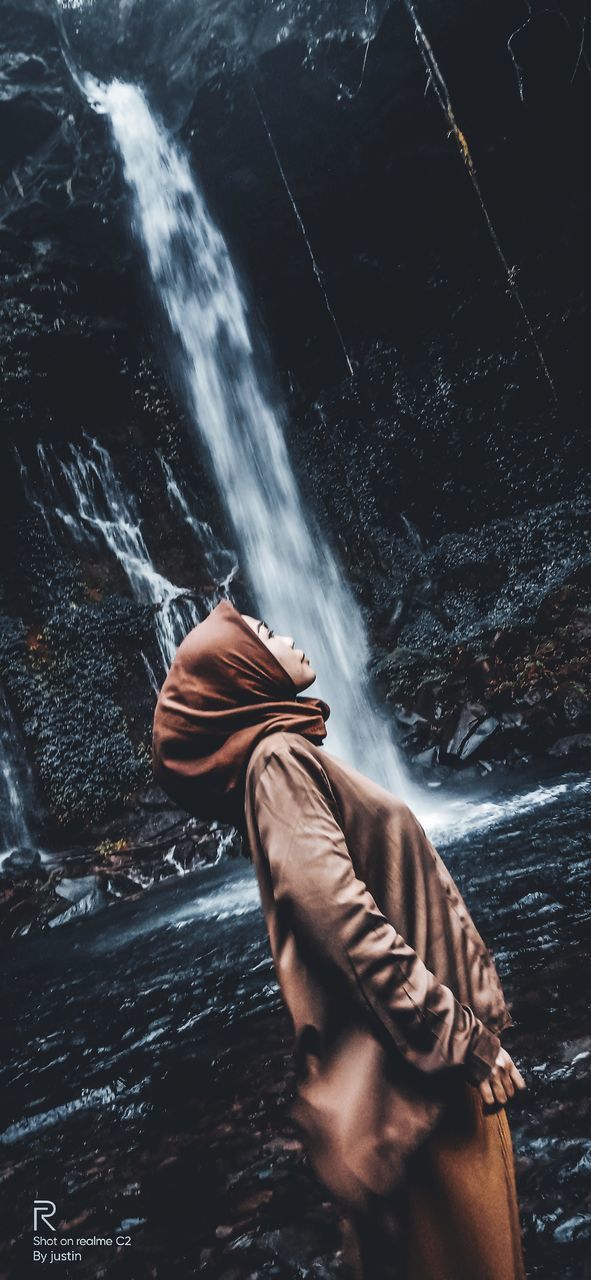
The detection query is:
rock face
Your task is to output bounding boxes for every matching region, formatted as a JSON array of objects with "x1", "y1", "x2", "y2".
[
  {"x1": 373, "y1": 577, "x2": 591, "y2": 778},
  {"x1": 0, "y1": 0, "x2": 590, "y2": 927}
]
